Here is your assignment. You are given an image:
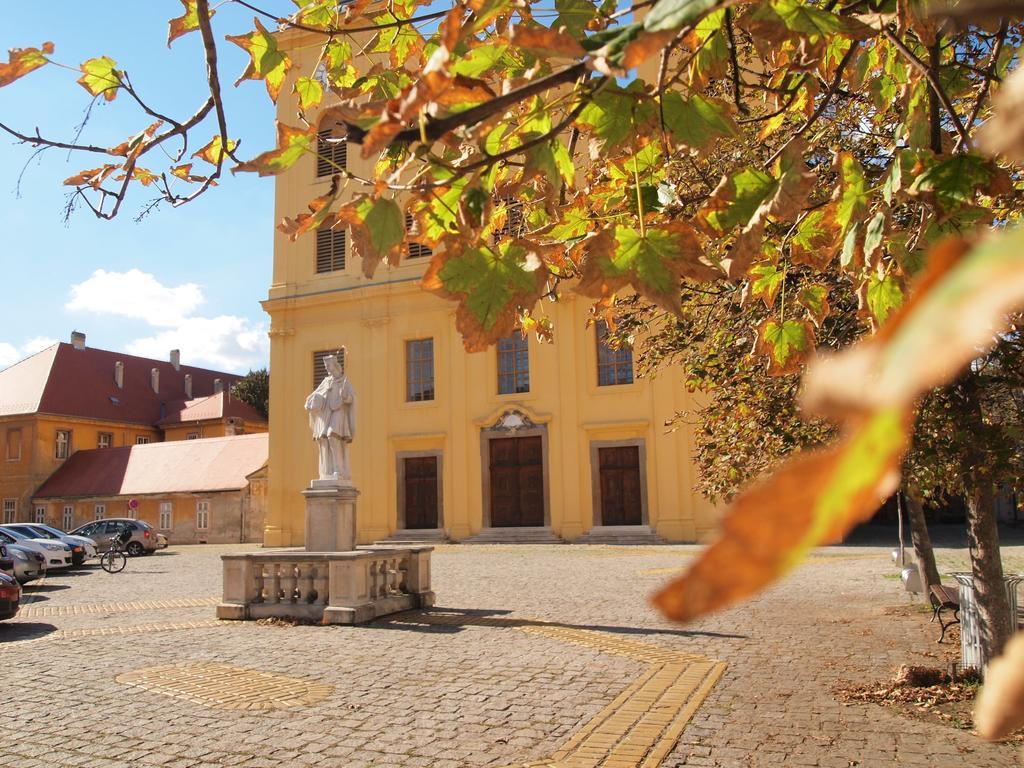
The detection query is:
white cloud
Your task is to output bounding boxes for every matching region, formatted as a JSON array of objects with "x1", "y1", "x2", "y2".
[
  {"x1": 22, "y1": 336, "x2": 56, "y2": 355},
  {"x1": 127, "y1": 315, "x2": 269, "y2": 372},
  {"x1": 67, "y1": 269, "x2": 204, "y2": 327}
]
